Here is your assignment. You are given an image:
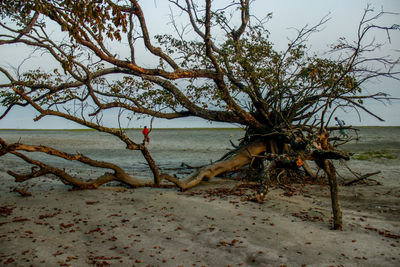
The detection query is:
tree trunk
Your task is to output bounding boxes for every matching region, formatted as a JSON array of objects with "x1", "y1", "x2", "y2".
[
  {"x1": 317, "y1": 159, "x2": 343, "y2": 230},
  {"x1": 162, "y1": 140, "x2": 267, "y2": 191}
]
